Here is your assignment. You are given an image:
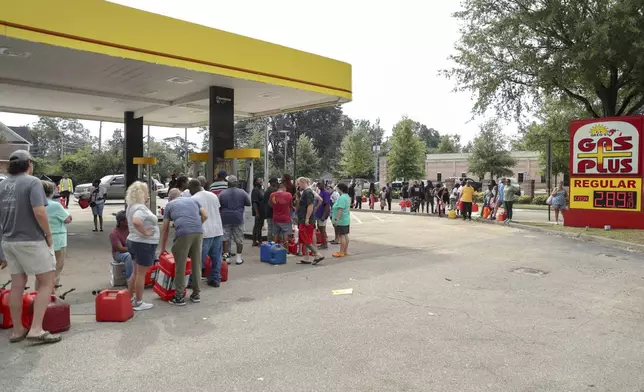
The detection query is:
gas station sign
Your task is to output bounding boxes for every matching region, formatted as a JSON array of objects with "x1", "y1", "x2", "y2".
[
  {"x1": 569, "y1": 177, "x2": 641, "y2": 211},
  {"x1": 567, "y1": 116, "x2": 644, "y2": 229}
]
